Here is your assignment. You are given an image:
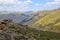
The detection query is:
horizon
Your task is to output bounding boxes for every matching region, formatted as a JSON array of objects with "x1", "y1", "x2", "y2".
[
  {"x1": 0, "y1": 7, "x2": 60, "y2": 12},
  {"x1": 0, "y1": 0, "x2": 60, "y2": 12}
]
